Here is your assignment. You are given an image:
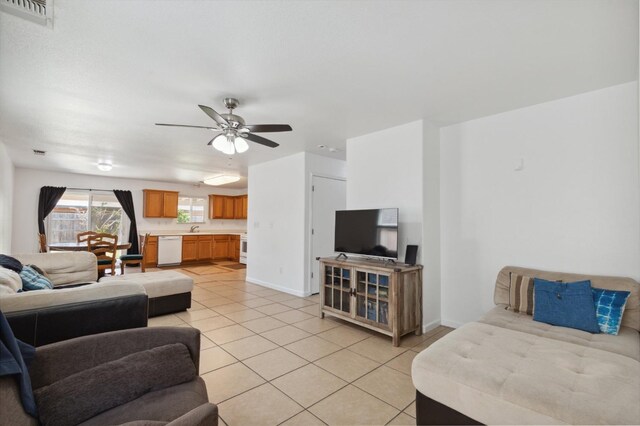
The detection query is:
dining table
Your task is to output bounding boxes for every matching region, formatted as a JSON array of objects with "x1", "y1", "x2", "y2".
[{"x1": 48, "y1": 242, "x2": 132, "y2": 251}]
